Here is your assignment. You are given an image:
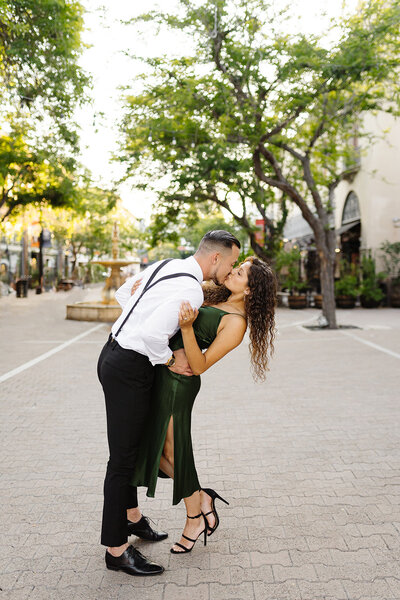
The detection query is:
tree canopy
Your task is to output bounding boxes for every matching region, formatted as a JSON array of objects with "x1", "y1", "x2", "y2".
[
  {"x1": 0, "y1": 119, "x2": 81, "y2": 222},
  {"x1": 0, "y1": 0, "x2": 89, "y2": 145},
  {"x1": 0, "y1": 1, "x2": 92, "y2": 221},
  {"x1": 45, "y1": 195, "x2": 138, "y2": 276},
  {"x1": 118, "y1": 0, "x2": 400, "y2": 326}
]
